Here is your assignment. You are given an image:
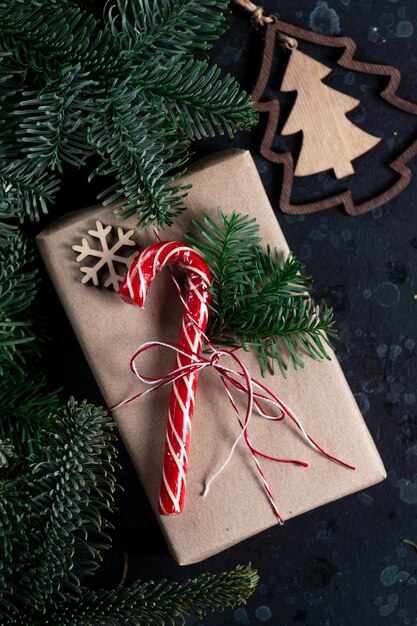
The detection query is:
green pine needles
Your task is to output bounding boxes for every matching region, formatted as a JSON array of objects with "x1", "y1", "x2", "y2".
[
  {"x1": 187, "y1": 210, "x2": 337, "y2": 375},
  {"x1": 30, "y1": 565, "x2": 259, "y2": 626},
  {"x1": 0, "y1": 393, "x2": 259, "y2": 624},
  {"x1": 0, "y1": 1, "x2": 260, "y2": 622},
  {"x1": 0, "y1": 227, "x2": 61, "y2": 458},
  {"x1": 0, "y1": 0, "x2": 257, "y2": 230}
]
